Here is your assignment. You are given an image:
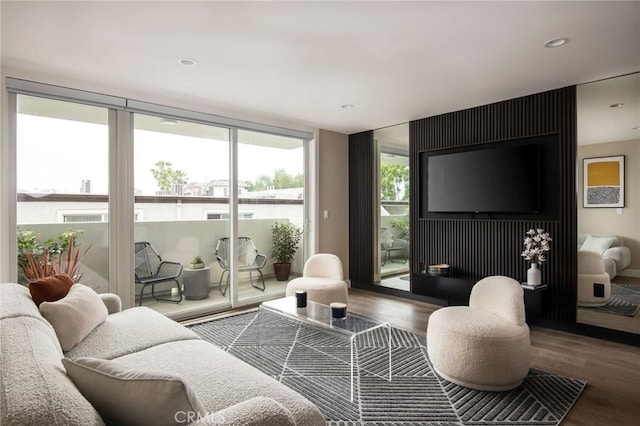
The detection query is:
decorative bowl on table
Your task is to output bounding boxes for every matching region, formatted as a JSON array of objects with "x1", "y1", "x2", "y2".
[{"x1": 427, "y1": 264, "x2": 450, "y2": 276}]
